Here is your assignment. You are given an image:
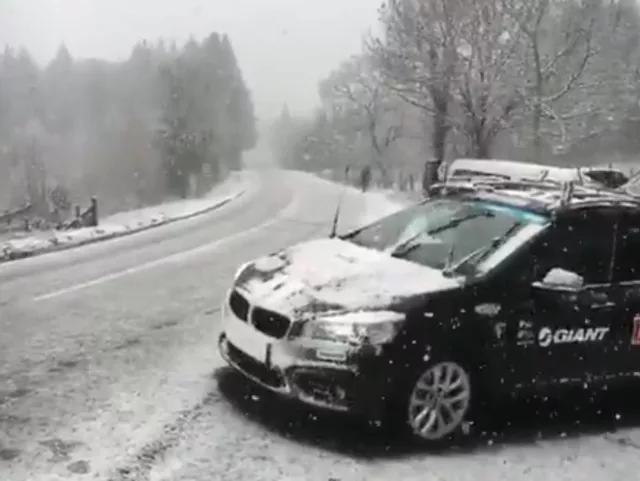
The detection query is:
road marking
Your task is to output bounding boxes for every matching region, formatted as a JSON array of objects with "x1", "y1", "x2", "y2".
[{"x1": 33, "y1": 194, "x2": 300, "y2": 302}]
